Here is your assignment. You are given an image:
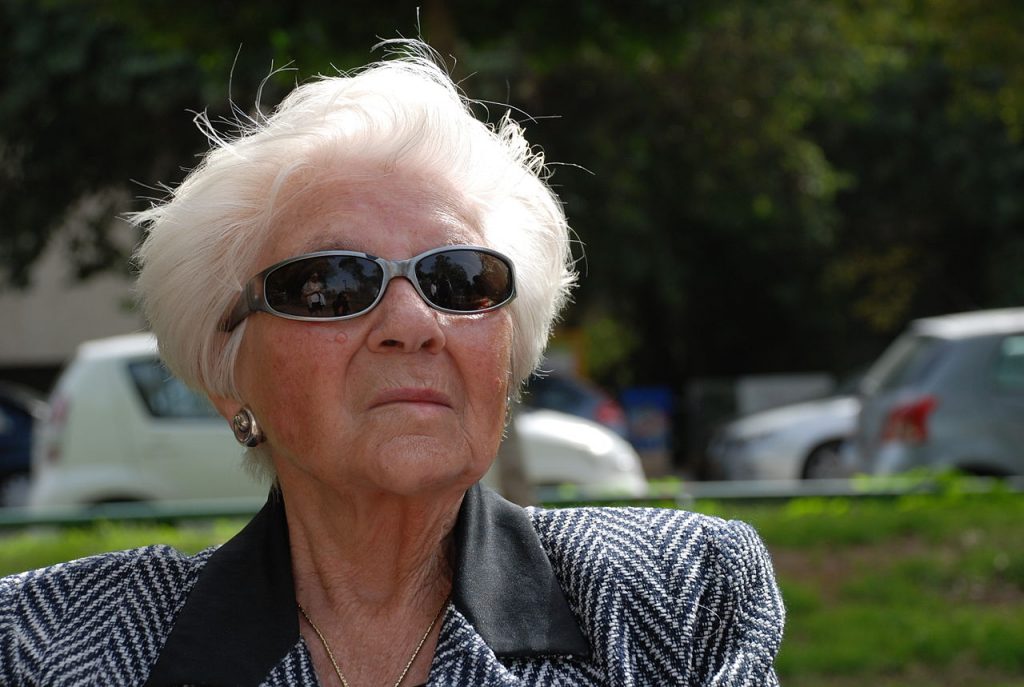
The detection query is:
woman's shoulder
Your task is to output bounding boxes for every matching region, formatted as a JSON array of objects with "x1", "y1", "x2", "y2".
[
  {"x1": 525, "y1": 504, "x2": 778, "y2": 597},
  {"x1": 525, "y1": 505, "x2": 784, "y2": 682},
  {"x1": 0, "y1": 546, "x2": 217, "y2": 683},
  {"x1": 1, "y1": 545, "x2": 215, "y2": 639},
  {"x1": 2, "y1": 544, "x2": 214, "y2": 594},
  {"x1": 526, "y1": 504, "x2": 756, "y2": 556}
]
